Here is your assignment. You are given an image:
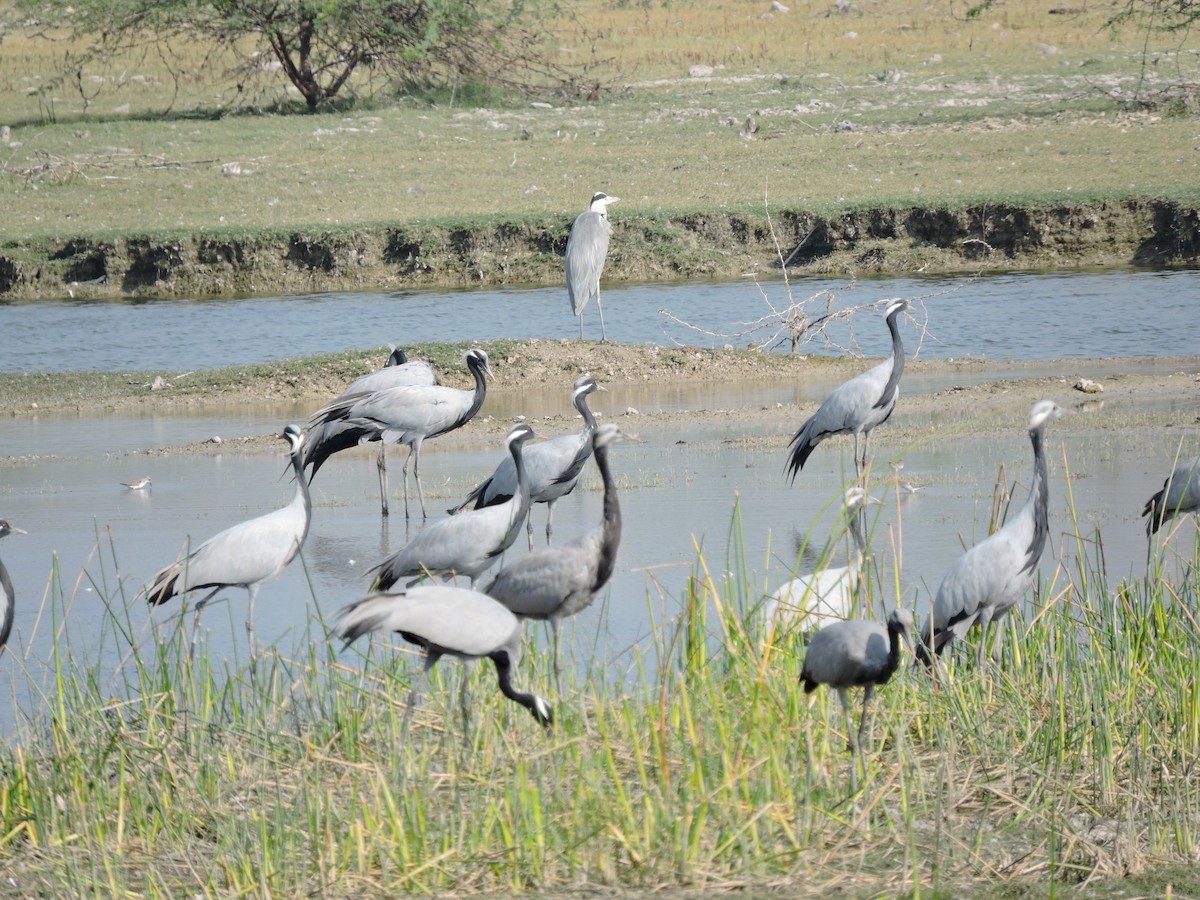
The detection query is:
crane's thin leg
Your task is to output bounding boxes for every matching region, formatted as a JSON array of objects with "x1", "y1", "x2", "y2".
[
  {"x1": 189, "y1": 586, "x2": 223, "y2": 663},
  {"x1": 245, "y1": 583, "x2": 260, "y2": 667},
  {"x1": 545, "y1": 501, "x2": 555, "y2": 546},
  {"x1": 990, "y1": 616, "x2": 1007, "y2": 665},
  {"x1": 526, "y1": 513, "x2": 535, "y2": 551},
  {"x1": 597, "y1": 294, "x2": 607, "y2": 343},
  {"x1": 377, "y1": 444, "x2": 390, "y2": 518},
  {"x1": 860, "y1": 430, "x2": 873, "y2": 477},
  {"x1": 579, "y1": 313, "x2": 584, "y2": 341},
  {"x1": 413, "y1": 447, "x2": 428, "y2": 519},
  {"x1": 401, "y1": 445, "x2": 415, "y2": 520},
  {"x1": 459, "y1": 659, "x2": 475, "y2": 742},
  {"x1": 836, "y1": 687, "x2": 859, "y2": 793},
  {"x1": 855, "y1": 685, "x2": 874, "y2": 790},
  {"x1": 976, "y1": 607, "x2": 994, "y2": 669},
  {"x1": 552, "y1": 619, "x2": 563, "y2": 699},
  {"x1": 402, "y1": 655, "x2": 438, "y2": 737},
  {"x1": 852, "y1": 433, "x2": 863, "y2": 478}
]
